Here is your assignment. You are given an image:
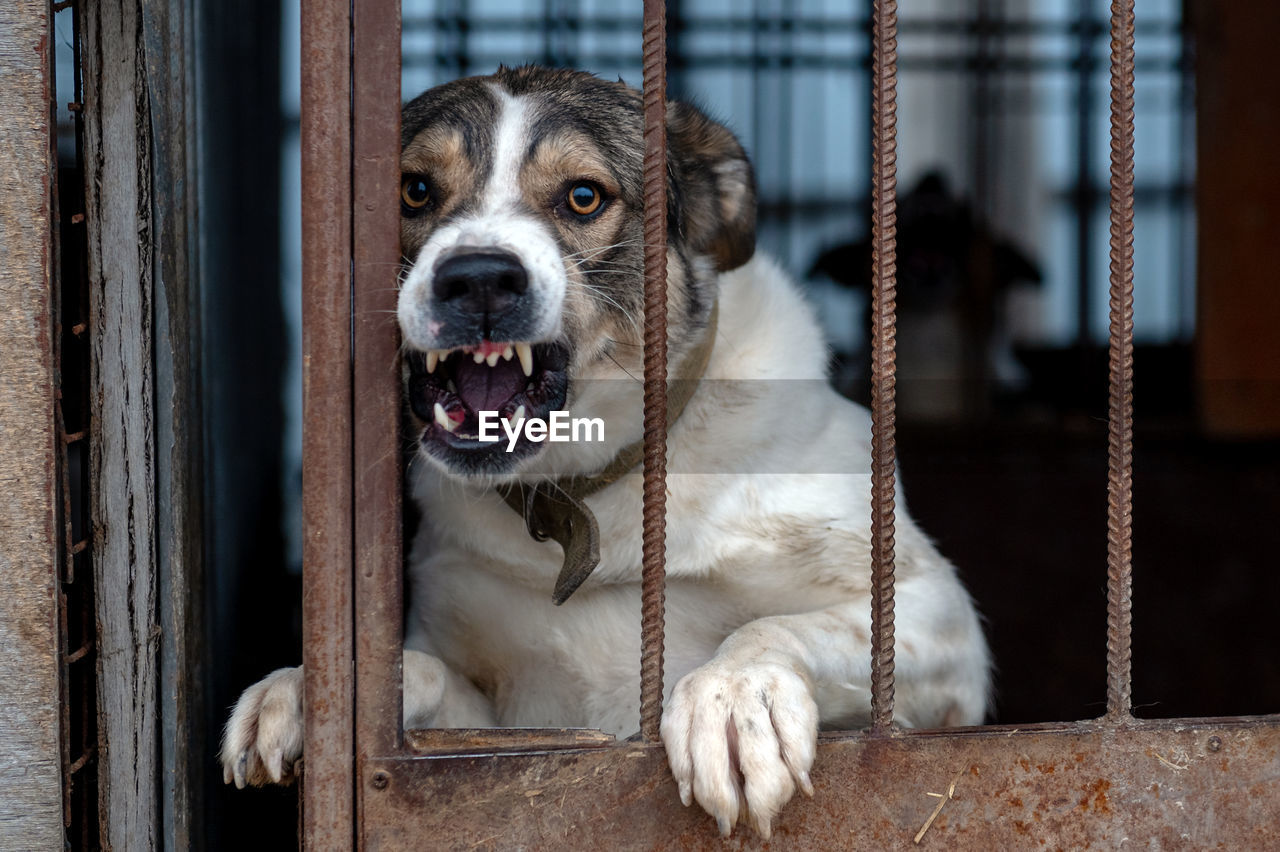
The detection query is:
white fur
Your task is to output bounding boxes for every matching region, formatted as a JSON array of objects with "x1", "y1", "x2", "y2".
[
  {"x1": 221, "y1": 252, "x2": 991, "y2": 839},
  {"x1": 397, "y1": 90, "x2": 567, "y2": 351}
]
